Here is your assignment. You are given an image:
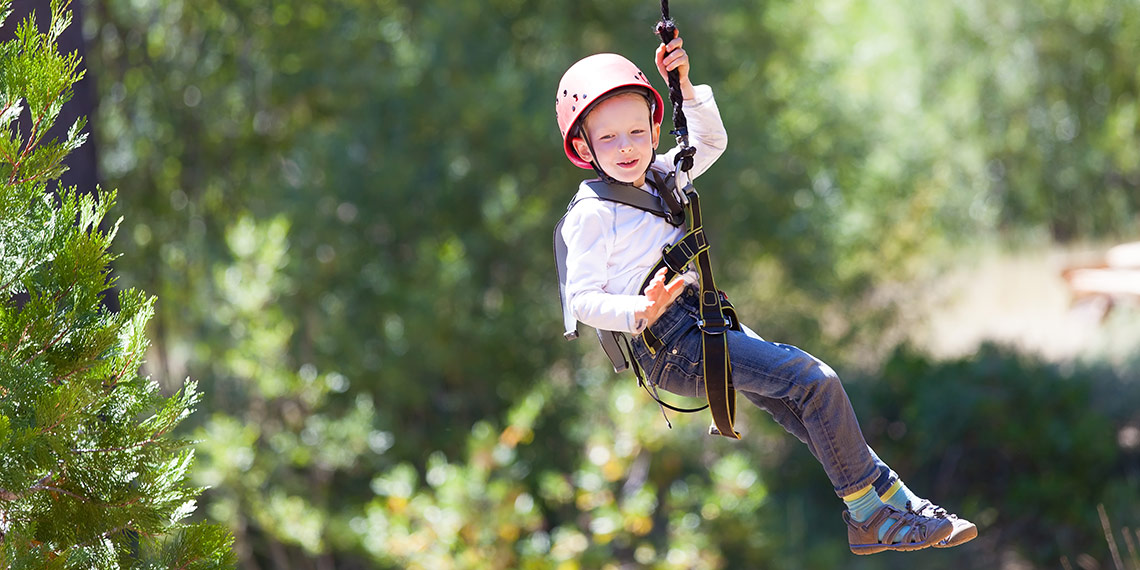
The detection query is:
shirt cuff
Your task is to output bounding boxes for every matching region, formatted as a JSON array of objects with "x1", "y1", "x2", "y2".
[
  {"x1": 630, "y1": 316, "x2": 649, "y2": 336},
  {"x1": 683, "y1": 84, "x2": 715, "y2": 107}
]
